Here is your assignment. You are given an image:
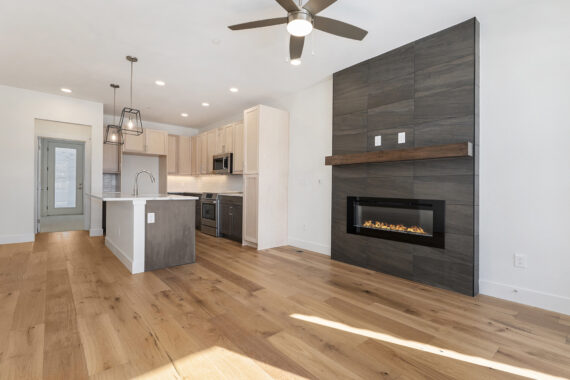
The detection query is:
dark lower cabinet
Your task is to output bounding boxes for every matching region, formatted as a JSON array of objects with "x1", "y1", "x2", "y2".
[{"x1": 219, "y1": 196, "x2": 242, "y2": 243}]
